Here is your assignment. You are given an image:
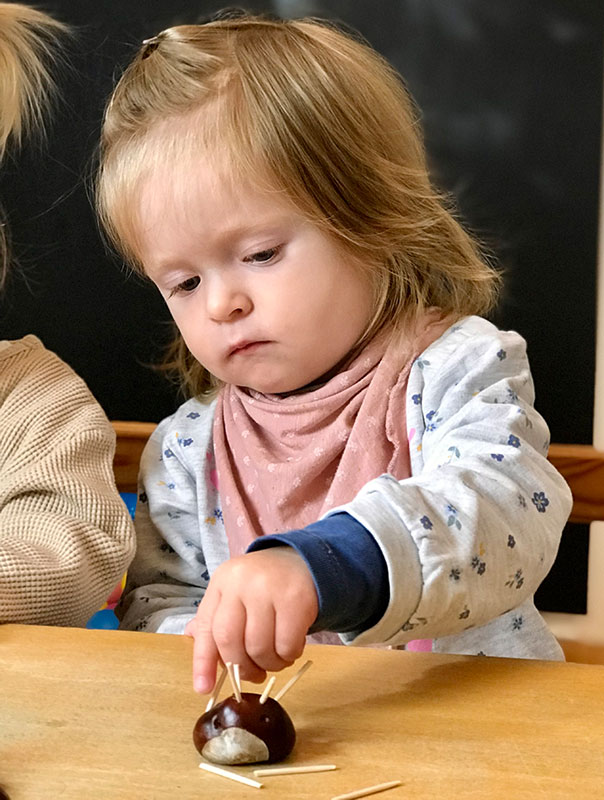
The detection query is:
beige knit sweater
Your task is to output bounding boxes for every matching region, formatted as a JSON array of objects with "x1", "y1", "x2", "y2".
[{"x1": 0, "y1": 335, "x2": 135, "y2": 626}]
